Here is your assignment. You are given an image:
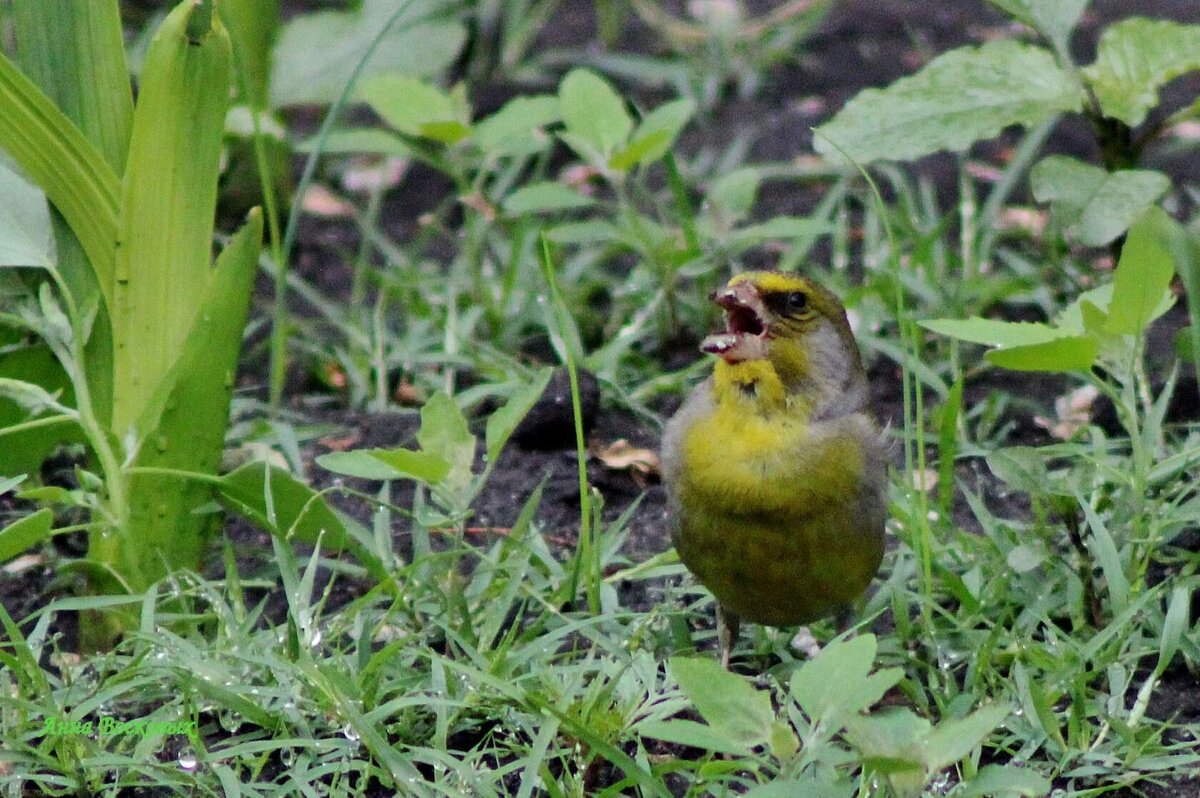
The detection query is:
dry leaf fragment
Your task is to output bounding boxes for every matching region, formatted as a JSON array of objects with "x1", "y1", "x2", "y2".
[
  {"x1": 301, "y1": 184, "x2": 356, "y2": 218},
  {"x1": 1035, "y1": 384, "x2": 1100, "y2": 440}
]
